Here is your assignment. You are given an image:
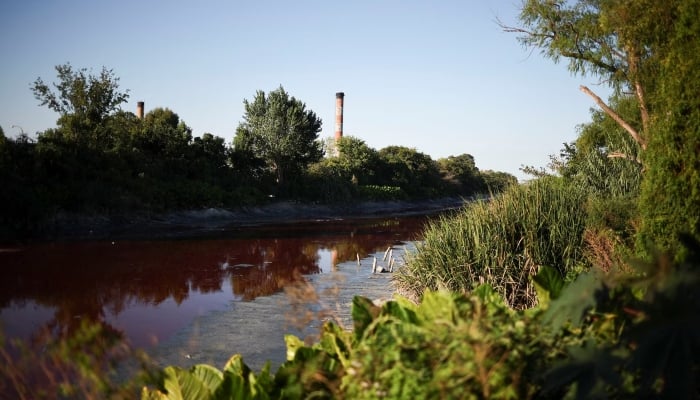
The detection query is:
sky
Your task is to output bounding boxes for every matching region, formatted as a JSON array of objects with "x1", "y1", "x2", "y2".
[{"x1": 0, "y1": 0, "x2": 611, "y2": 181}]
